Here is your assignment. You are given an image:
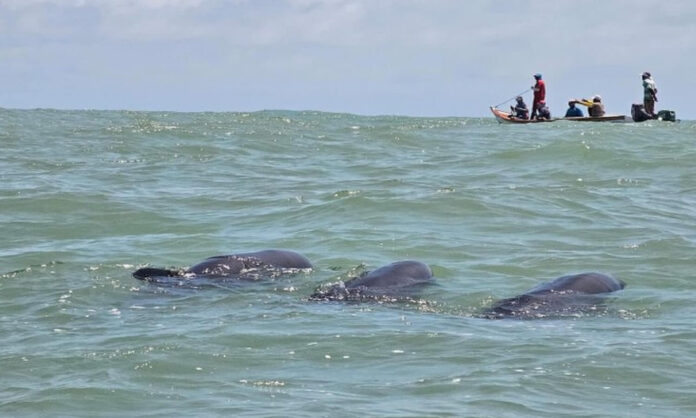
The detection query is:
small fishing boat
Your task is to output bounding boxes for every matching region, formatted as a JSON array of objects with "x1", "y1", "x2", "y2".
[
  {"x1": 490, "y1": 106, "x2": 628, "y2": 124},
  {"x1": 490, "y1": 106, "x2": 553, "y2": 124}
]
